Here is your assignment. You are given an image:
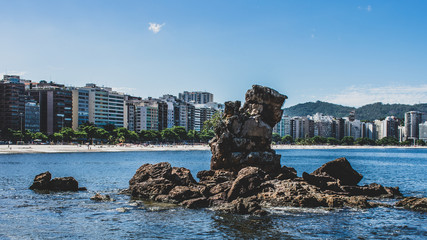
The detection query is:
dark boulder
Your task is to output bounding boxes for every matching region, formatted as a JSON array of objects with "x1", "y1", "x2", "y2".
[
  {"x1": 227, "y1": 167, "x2": 266, "y2": 201},
  {"x1": 29, "y1": 171, "x2": 51, "y2": 190},
  {"x1": 50, "y1": 177, "x2": 79, "y2": 191},
  {"x1": 311, "y1": 157, "x2": 363, "y2": 186},
  {"x1": 29, "y1": 172, "x2": 83, "y2": 192}
]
